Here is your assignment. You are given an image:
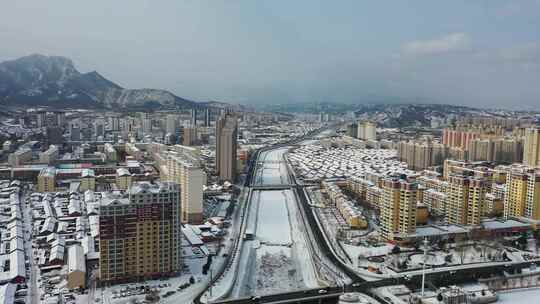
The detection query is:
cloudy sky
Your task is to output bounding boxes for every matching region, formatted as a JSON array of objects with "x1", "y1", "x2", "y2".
[{"x1": 1, "y1": 0, "x2": 540, "y2": 109}]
